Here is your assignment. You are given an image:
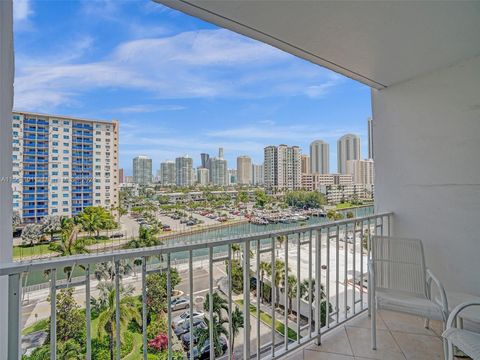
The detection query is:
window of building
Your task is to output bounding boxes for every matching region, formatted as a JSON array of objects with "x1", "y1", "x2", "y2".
[
  {"x1": 63, "y1": 150, "x2": 69, "y2": 154},
  {"x1": 53, "y1": 127, "x2": 58, "y2": 131},
  {"x1": 53, "y1": 134, "x2": 59, "y2": 139},
  {"x1": 63, "y1": 121, "x2": 69, "y2": 125},
  {"x1": 63, "y1": 135, "x2": 70, "y2": 139}
]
